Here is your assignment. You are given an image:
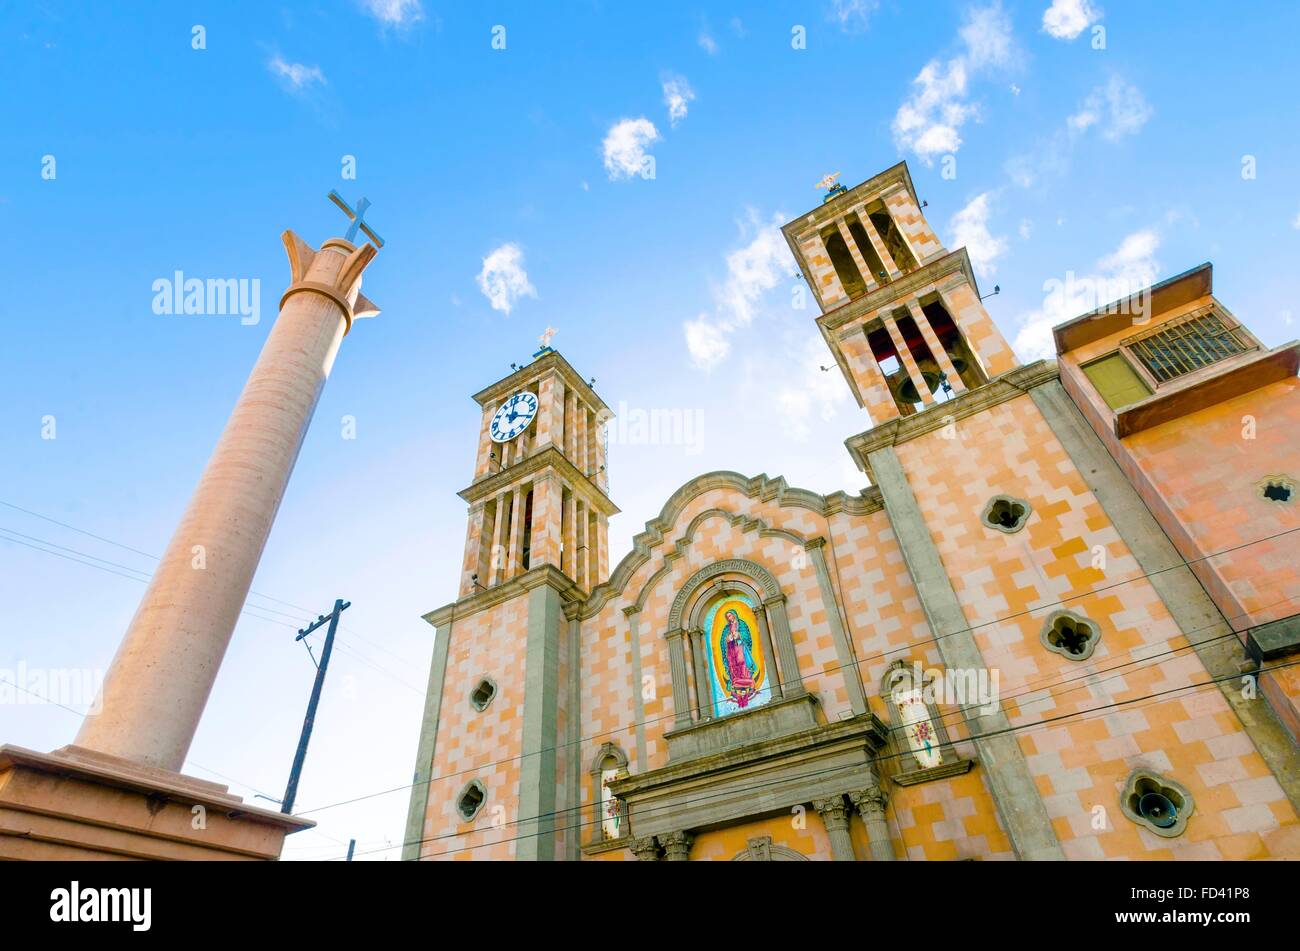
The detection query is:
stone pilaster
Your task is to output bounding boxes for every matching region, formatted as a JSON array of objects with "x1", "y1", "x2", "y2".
[
  {"x1": 812, "y1": 795, "x2": 857, "y2": 861},
  {"x1": 665, "y1": 629, "x2": 693, "y2": 728},
  {"x1": 763, "y1": 595, "x2": 805, "y2": 697},
  {"x1": 849, "y1": 785, "x2": 895, "y2": 862}
]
